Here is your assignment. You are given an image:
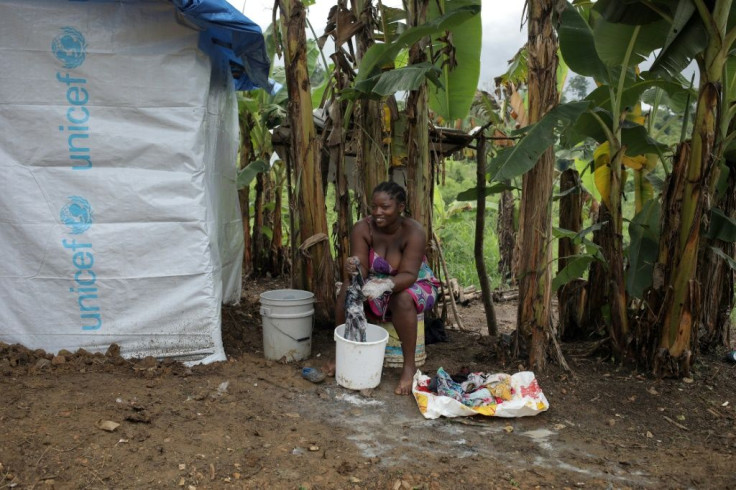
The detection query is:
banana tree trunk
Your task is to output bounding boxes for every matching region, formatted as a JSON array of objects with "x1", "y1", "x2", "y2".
[
  {"x1": 238, "y1": 114, "x2": 255, "y2": 278},
  {"x1": 279, "y1": 0, "x2": 335, "y2": 324},
  {"x1": 697, "y1": 157, "x2": 735, "y2": 350},
  {"x1": 328, "y1": 55, "x2": 351, "y2": 283},
  {"x1": 603, "y1": 149, "x2": 629, "y2": 360},
  {"x1": 558, "y1": 168, "x2": 586, "y2": 340},
  {"x1": 238, "y1": 185, "x2": 252, "y2": 278},
  {"x1": 584, "y1": 200, "x2": 608, "y2": 335},
  {"x1": 654, "y1": 81, "x2": 720, "y2": 376},
  {"x1": 405, "y1": 0, "x2": 433, "y2": 243},
  {"x1": 496, "y1": 187, "x2": 515, "y2": 286},
  {"x1": 515, "y1": 0, "x2": 558, "y2": 370},
  {"x1": 269, "y1": 170, "x2": 285, "y2": 275},
  {"x1": 253, "y1": 173, "x2": 274, "y2": 275},
  {"x1": 352, "y1": 0, "x2": 387, "y2": 216}
]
